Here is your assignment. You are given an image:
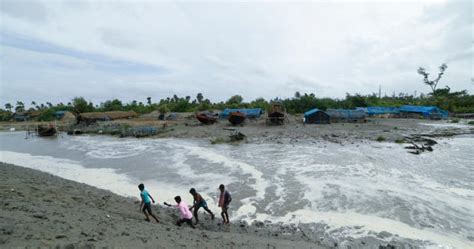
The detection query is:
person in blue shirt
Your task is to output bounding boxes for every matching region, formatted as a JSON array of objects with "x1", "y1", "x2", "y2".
[{"x1": 138, "y1": 183, "x2": 160, "y2": 223}]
